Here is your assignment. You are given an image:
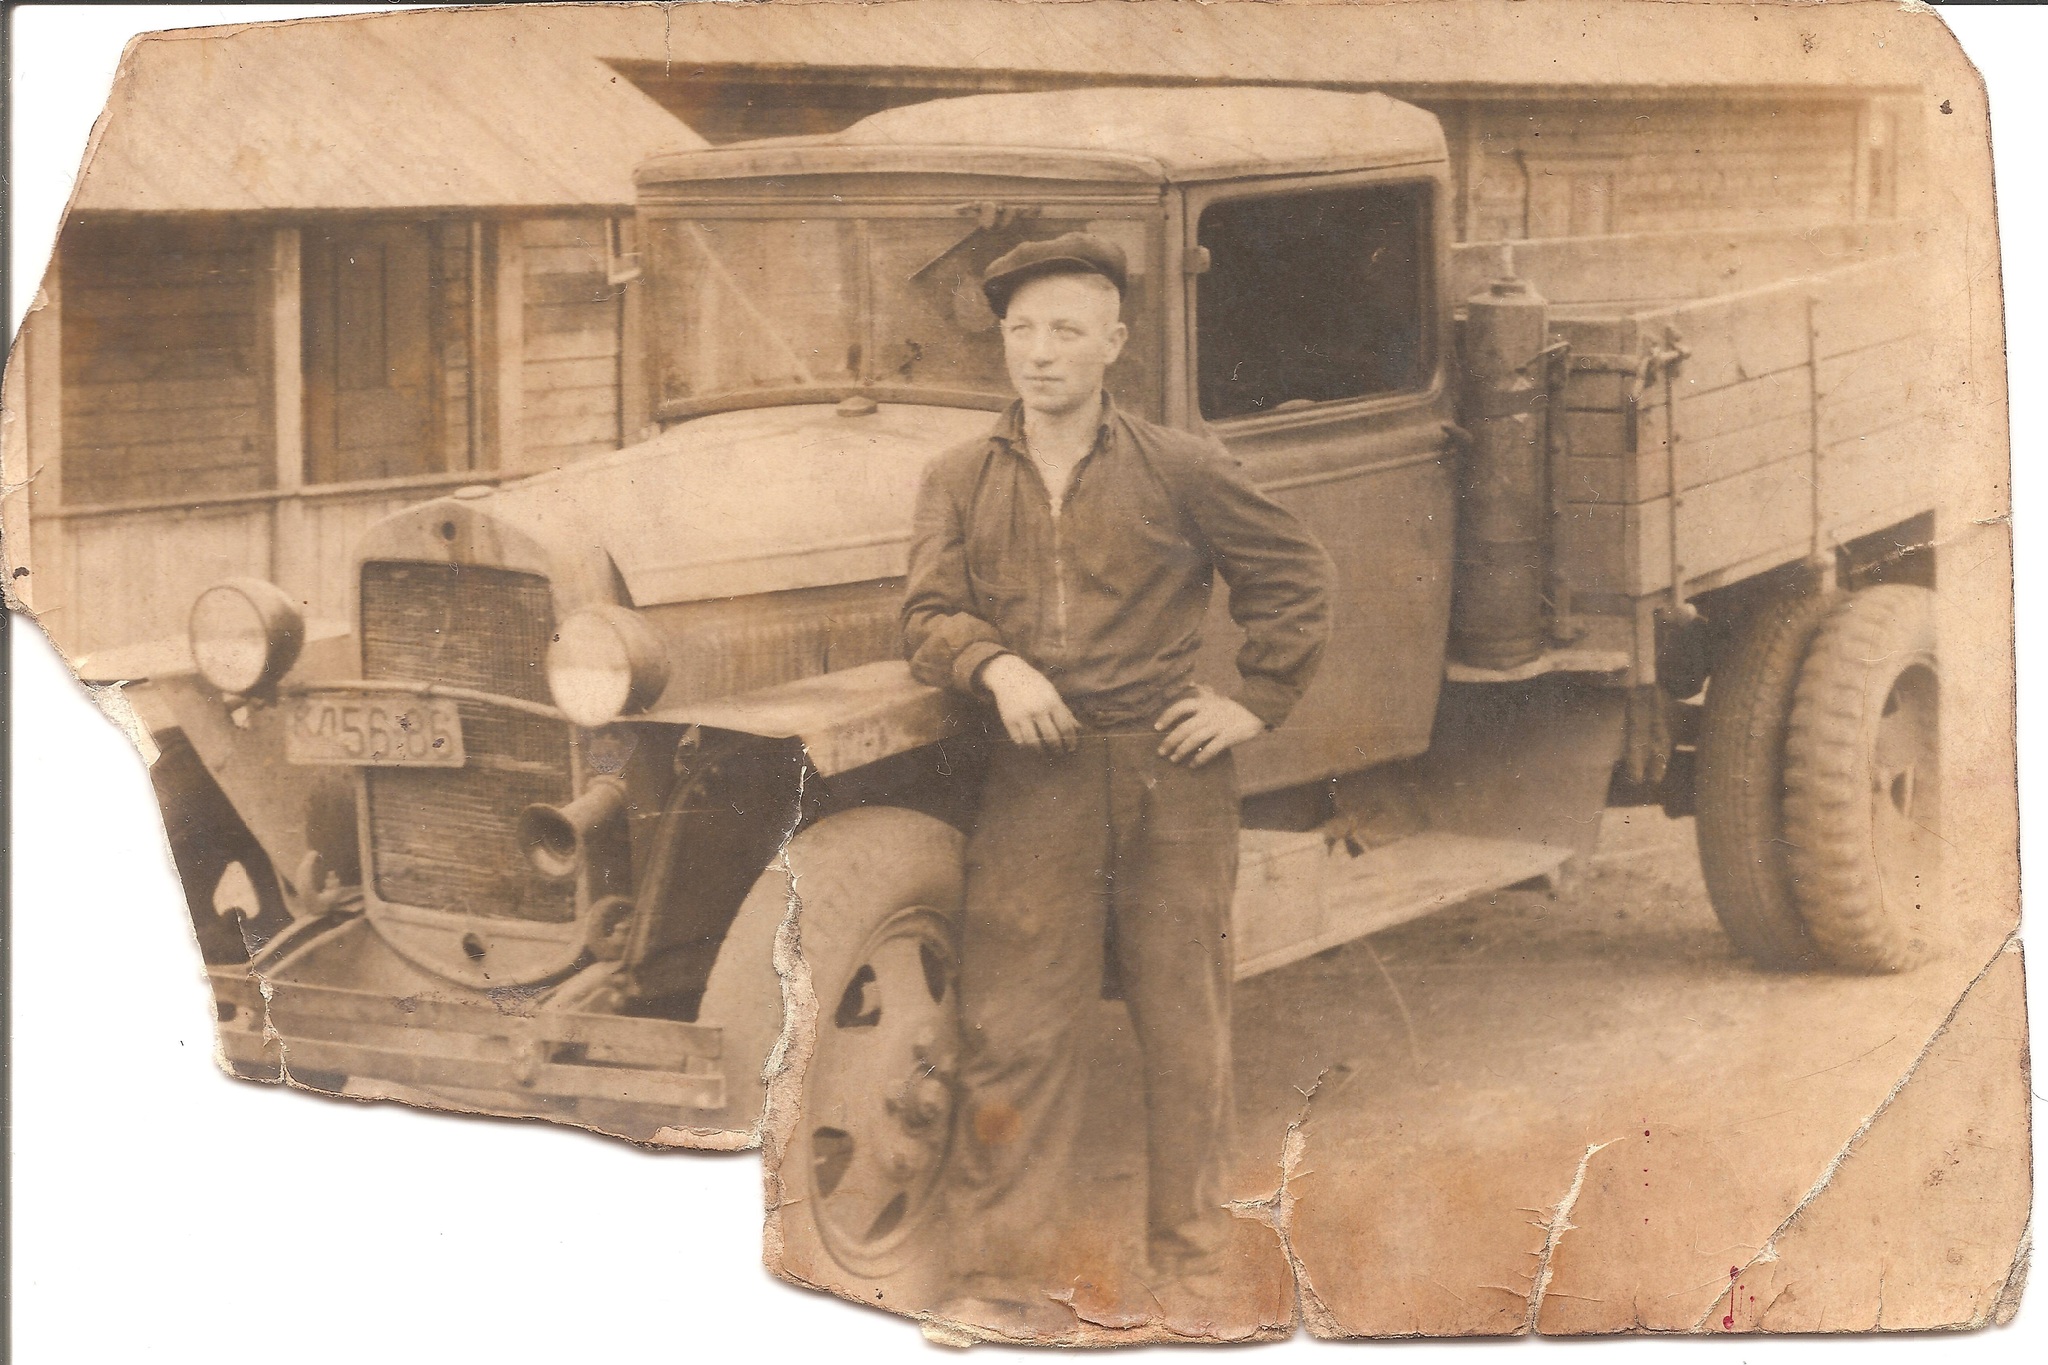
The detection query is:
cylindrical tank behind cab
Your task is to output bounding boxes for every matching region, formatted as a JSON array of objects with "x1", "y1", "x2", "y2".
[{"x1": 1451, "y1": 270, "x2": 1551, "y2": 670}]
